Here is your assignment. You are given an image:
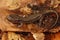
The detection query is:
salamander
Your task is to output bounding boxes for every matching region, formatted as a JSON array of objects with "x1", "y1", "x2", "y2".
[{"x1": 7, "y1": 11, "x2": 42, "y2": 24}]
